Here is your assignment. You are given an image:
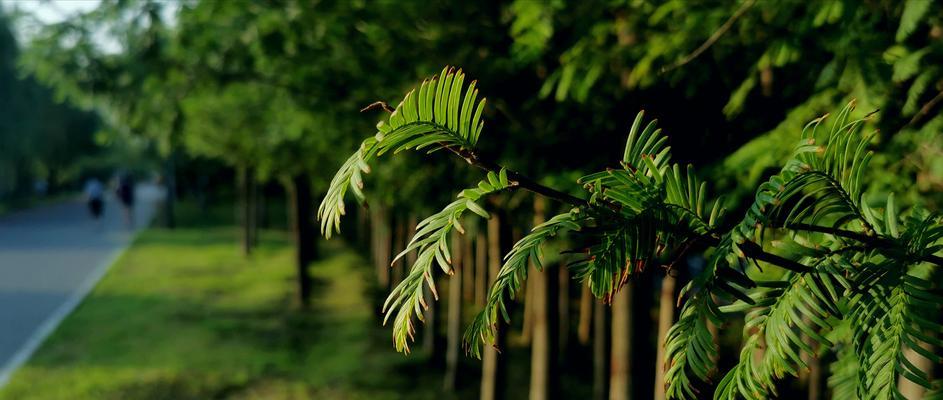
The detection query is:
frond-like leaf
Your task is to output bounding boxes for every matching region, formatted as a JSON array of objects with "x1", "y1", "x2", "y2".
[
  {"x1": 318, "y1": 66, "x2": 488, "y2": 238},
  {"x1": 464, "y1": 210, "x2": 584, "y2": 357},
  {"x1": 383, "y1": 170, "x2": 513, "y2": 353}
]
